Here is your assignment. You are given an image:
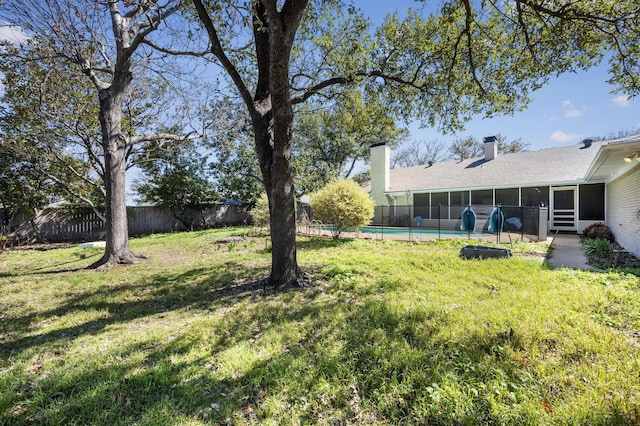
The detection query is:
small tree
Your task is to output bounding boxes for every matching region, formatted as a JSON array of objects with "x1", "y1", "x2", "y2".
[
  {"x1": 250, "y1": 193, "x2": 271, "y2": 228},
  {"x1": 311, "y1": 180, "x2": 375, "y2": 239}
]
